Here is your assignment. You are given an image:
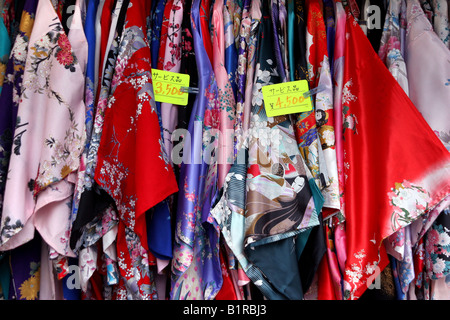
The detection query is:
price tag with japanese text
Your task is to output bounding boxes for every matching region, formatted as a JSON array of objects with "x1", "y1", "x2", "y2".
[
  {"x1": 151, "y1": 69, "x2": 190, "y2": 106},
  {"x1": 261, "y1": 80, "x2": 313, "y2": 117}
]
